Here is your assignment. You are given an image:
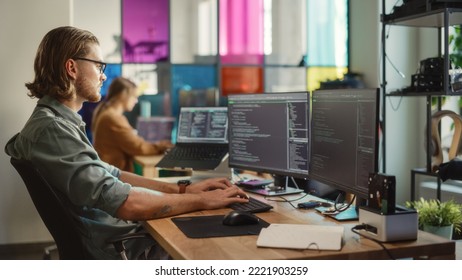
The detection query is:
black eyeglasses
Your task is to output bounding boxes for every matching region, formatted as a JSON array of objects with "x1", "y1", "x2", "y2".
[{"x1": 73, "y1": 57, "x2": 107, "y2": 74}]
